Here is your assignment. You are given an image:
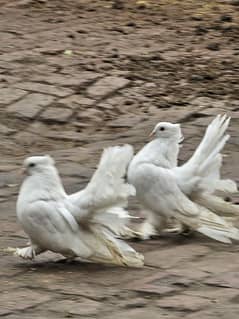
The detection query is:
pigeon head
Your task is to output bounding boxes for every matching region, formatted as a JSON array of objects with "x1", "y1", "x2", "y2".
[
  {"x1": 150, "y1": 122, "x2": 184, "y2": 142},
  {"x1": 23, "y1": 155, "x2": 55, "y2": 176}
]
